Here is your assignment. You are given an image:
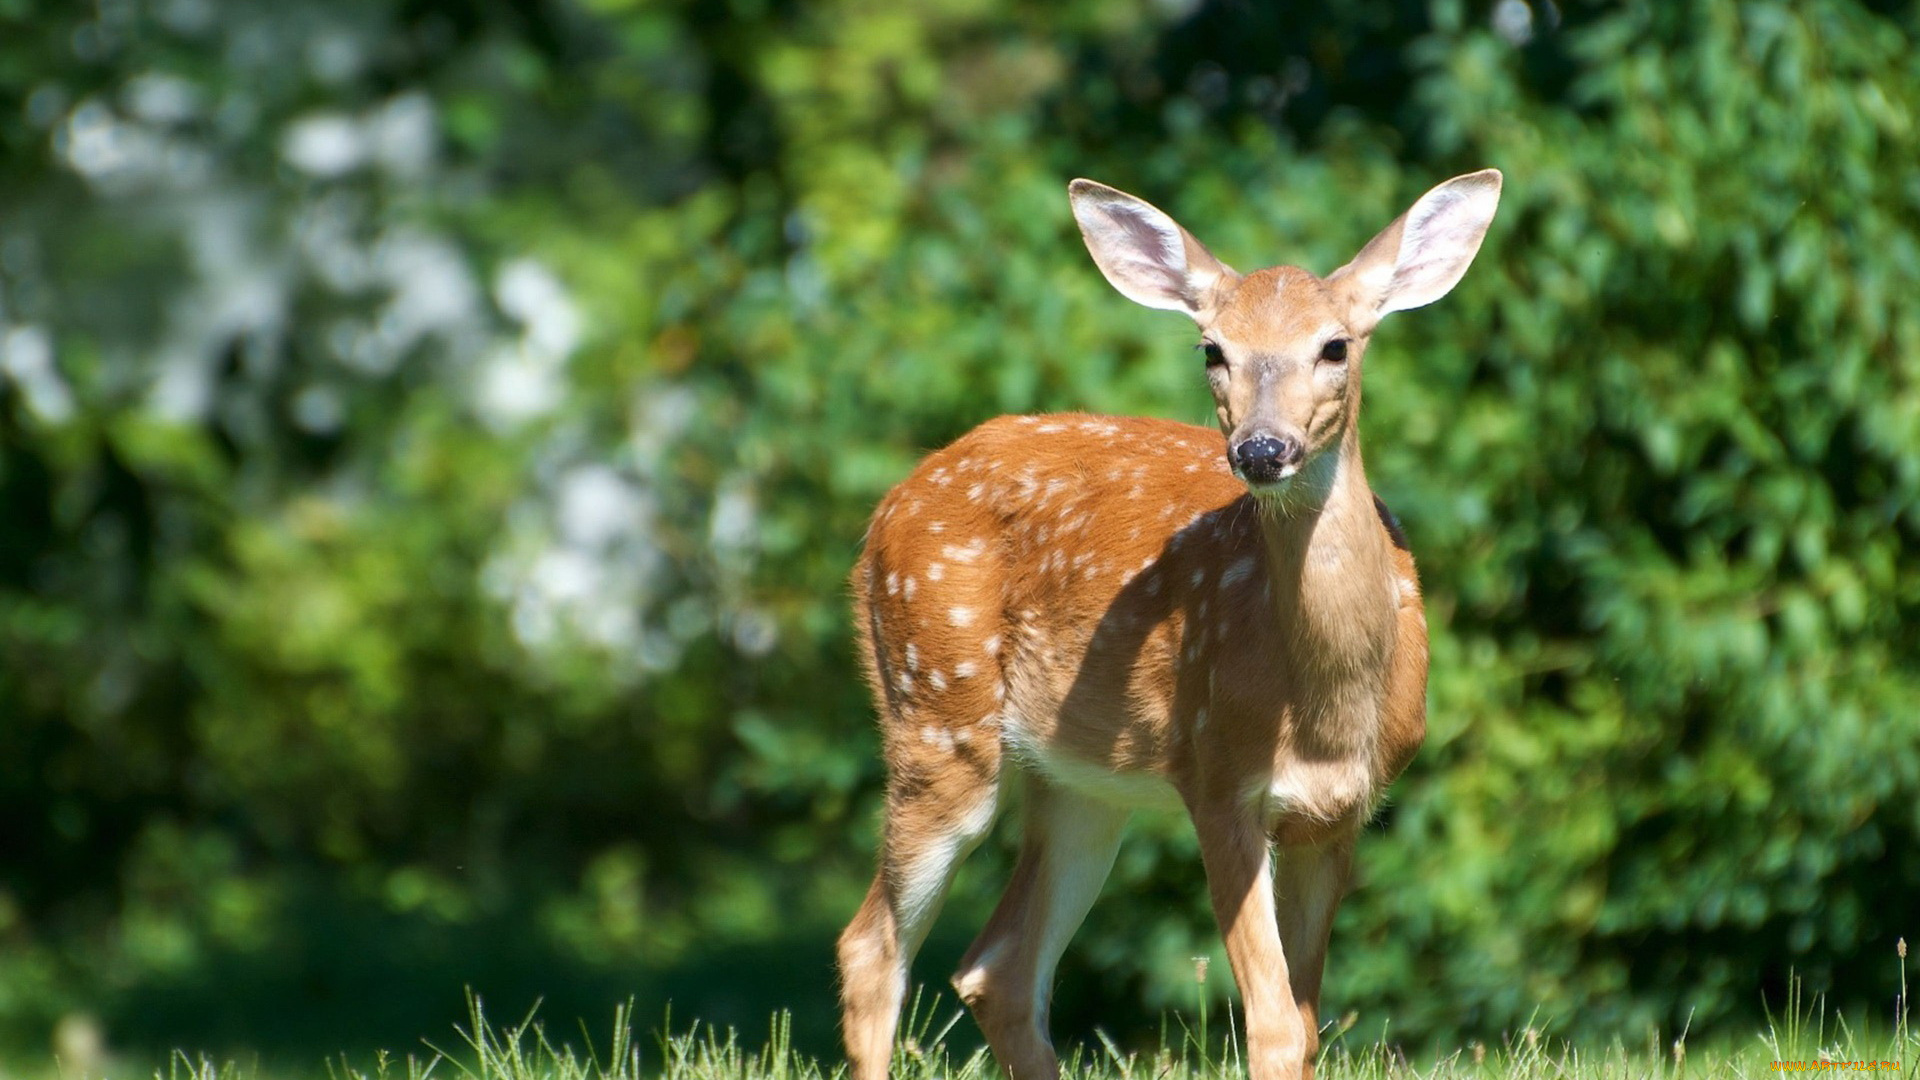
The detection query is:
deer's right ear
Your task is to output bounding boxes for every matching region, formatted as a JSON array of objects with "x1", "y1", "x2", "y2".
[{"x1": 1069, "y1": 179, "x2": 1236, "y2": 321}]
